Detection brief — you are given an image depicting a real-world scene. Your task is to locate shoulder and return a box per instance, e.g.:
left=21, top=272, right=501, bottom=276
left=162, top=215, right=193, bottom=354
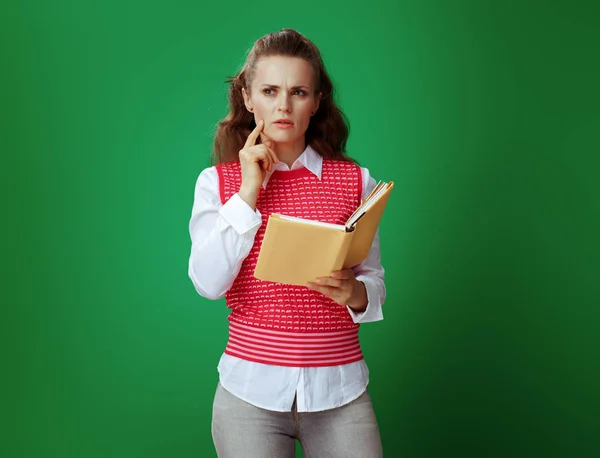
left=322, top=158, right=372, bottom=179
left=322, top=158, right=377, bottom=198
left=214, top=160, right=240, bottom=174
left=193, top=163, right=239, bottom=192
left=322, top=158, right=362, bottom=173
left=192, top=166, right=218, bottom=193
left=356, top=165, right=377, bottom=199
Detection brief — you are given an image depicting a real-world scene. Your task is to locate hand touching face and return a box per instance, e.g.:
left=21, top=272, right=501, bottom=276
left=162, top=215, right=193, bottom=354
left=237, top=120, right=279, bottom=209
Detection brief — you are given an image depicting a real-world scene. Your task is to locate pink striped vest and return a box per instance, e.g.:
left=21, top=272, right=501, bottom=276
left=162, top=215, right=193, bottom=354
left=216, top=158, right=364, bottom=367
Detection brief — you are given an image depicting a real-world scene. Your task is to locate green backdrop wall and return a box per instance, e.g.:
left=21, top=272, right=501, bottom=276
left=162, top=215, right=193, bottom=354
left=3, top=0, right=599, bottom=457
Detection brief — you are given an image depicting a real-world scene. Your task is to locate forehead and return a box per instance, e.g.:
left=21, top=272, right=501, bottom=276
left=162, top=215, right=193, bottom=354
left=252, top=55, right=316, bottom=87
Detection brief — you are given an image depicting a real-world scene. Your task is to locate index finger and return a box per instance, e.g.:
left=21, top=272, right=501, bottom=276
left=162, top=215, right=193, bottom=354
left=244, top=120, right=264, bottom=149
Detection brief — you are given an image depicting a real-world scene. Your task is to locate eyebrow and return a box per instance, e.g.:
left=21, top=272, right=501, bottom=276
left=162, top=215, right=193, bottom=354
left=260, top=84, right=311, bottom=90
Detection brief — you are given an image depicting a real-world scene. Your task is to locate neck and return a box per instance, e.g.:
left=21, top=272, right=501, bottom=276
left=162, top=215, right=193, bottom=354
left=273, top=139, right=306, bottom=168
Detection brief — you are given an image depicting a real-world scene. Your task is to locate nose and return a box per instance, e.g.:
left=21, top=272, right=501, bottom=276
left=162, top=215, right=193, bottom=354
left=277, top=93, right=291, bottom=113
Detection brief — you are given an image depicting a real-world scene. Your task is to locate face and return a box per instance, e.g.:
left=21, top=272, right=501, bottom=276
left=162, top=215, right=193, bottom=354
left=242, top=56, right=321, bottom=149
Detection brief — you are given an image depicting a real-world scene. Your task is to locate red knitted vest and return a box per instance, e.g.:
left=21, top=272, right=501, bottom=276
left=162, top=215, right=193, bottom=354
left=216, top=159, right=364, bottom=367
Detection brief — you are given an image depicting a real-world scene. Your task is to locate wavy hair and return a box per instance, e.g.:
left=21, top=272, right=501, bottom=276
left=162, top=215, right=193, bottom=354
left=212, top=28, right=353, bottom=164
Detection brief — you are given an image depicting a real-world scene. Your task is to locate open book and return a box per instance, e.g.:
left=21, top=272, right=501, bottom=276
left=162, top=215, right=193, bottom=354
left=254, top=181, right=394, bottom=286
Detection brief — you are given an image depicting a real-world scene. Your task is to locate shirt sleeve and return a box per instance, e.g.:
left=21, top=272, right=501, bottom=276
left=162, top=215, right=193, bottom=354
left=346, top=167, right=386, bottom=324
left=187, top=167, right=262, bottom=299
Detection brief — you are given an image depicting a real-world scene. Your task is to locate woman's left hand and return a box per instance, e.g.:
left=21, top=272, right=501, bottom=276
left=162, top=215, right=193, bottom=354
left=307, top=269, right=368, bottom=312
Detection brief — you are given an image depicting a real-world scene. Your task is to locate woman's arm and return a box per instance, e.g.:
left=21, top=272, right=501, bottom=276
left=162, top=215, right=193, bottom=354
left=347, top=167, right=386, bottom=323
left=349, top=227, right=386, bottom=323
left=187, top=167, right=262, bottom=299
left=306, top=167, right=386, bottom=324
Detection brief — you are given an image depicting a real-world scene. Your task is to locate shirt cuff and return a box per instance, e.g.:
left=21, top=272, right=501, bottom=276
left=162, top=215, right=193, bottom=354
left=346, top=276, right=384, bottom=323
left=218, top=193, right=262, bottom=235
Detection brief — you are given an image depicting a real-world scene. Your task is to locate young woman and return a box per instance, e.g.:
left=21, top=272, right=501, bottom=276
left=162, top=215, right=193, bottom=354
left=188, top=28, right=385, bottom=457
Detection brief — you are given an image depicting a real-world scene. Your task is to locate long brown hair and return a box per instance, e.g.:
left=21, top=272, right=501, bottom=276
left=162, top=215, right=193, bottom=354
left=212, top=28, right=353, bottom=164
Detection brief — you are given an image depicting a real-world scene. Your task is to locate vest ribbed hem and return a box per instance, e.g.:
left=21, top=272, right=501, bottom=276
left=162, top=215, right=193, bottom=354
left=224, top=321, right=364, bottom=368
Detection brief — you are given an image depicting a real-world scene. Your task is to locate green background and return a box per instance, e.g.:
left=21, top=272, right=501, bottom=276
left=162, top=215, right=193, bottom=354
left=3, top=0, right=599, bottom=457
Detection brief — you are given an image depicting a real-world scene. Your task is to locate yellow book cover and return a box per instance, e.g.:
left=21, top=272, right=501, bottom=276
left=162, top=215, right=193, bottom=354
left=254, top=181, right=394, bottom=286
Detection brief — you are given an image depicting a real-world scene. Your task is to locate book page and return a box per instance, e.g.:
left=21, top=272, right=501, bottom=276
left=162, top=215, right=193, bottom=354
left=345, top=181, right=392, bottom=230
left=343, top=181, right=394, bottom=267
left=275, top=214, right=346, bottom=231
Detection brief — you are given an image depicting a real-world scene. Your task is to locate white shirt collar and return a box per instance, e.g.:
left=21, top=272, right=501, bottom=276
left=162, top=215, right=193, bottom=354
left=262, top=144, right=322, bottom=189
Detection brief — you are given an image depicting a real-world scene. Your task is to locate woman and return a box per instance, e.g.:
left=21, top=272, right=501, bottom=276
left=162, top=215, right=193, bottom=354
left=188, top=28, right=385, bottom=457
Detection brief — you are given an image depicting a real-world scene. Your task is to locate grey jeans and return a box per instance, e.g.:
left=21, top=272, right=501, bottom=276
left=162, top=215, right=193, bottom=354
left=212, top=383, right=383, bottom=458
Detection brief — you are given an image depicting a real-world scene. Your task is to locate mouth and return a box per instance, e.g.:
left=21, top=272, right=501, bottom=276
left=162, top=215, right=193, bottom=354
left=273, top=119, right=294, bottom=128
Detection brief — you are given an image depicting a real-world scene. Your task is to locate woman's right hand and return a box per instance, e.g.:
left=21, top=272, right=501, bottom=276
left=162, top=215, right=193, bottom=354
left=238, top=120, right=279, bottom=209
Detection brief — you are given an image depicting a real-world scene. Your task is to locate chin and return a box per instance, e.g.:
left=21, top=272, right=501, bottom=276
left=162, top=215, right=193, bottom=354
left=267, top=129, right=300, bottom=142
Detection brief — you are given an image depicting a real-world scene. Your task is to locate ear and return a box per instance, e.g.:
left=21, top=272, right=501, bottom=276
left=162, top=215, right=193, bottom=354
left=313, top=91, right=322, bottom=114
left=242, top=88, right=253, bottom=112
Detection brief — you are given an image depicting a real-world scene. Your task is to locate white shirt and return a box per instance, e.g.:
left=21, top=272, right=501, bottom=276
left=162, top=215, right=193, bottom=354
left=188, top=145, right=385, bottom=412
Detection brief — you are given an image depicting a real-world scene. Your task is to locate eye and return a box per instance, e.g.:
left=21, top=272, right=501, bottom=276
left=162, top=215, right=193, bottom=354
left=292, top=89, right=307, bottom=96
left=262, top=88, right=275, bottom=95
